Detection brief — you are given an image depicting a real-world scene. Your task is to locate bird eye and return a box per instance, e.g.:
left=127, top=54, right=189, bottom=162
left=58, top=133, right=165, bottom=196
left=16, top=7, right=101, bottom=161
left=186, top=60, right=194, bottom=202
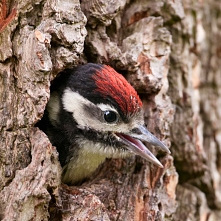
left=103, top=111, right=118, bottom=123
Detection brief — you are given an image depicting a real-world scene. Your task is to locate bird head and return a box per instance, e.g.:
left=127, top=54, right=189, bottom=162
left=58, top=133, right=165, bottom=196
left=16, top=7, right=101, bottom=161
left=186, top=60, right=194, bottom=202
left=48, top=63, right=170, bottom=168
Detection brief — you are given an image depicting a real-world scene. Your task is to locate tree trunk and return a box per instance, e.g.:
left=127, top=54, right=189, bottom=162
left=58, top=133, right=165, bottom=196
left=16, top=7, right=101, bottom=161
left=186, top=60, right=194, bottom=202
left=0, top=0, right=220, bottom=220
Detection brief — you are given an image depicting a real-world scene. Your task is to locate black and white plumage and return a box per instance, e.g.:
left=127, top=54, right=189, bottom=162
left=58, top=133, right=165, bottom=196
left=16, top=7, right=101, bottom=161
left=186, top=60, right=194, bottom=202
left=38, top=63, right=170, bottom=185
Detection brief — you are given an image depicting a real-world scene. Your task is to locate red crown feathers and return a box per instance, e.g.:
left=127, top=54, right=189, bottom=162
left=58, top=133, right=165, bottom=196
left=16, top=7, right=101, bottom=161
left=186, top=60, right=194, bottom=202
left=92, top=65, right=142, bottom=116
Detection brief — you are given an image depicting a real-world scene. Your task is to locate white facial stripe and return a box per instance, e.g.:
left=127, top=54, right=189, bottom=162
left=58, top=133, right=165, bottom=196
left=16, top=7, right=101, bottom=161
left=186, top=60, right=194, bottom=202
left=62, top=88, right=90, bottom=113
left=97, top=103, right=118, bottom=112
left=62, top=88, right=97, bottom=128
left=62, top=88, right=143, bottom=132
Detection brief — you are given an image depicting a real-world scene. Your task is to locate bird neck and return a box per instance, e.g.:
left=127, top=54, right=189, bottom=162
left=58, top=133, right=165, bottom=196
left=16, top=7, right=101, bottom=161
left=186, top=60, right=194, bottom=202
left=61, top=145, right=107, bottom=185
left=61, top=137, right=131, bottom=185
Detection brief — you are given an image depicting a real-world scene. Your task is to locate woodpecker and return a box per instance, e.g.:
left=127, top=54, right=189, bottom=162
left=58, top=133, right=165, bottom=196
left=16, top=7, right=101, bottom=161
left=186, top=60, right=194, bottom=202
left=38, top=63, right=170, bottom=185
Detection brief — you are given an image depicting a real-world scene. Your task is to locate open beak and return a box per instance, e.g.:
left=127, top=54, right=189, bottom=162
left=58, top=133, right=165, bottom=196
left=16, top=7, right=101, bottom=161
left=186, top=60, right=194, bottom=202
left=116, top=125, right=170, bottom=168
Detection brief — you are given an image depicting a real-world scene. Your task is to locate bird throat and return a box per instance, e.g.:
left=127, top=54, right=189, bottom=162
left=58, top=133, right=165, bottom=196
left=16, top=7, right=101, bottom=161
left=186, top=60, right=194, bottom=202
left=62, top=148, right=106, bottom=185
left=61, top=138, right=130, bottom=185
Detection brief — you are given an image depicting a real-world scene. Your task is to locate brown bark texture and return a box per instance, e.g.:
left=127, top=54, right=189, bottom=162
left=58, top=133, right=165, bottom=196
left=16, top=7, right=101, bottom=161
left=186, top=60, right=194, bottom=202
left=0, top=0, right=220, bottom=220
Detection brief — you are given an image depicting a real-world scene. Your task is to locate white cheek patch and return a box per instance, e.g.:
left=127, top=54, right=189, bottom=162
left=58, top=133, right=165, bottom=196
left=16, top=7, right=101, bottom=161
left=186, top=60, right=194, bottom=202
left=62, top=88, right=144, bottom=133
left=62, top=89, right=85, bottom=114
left=62, top=88, right=97, bottom=129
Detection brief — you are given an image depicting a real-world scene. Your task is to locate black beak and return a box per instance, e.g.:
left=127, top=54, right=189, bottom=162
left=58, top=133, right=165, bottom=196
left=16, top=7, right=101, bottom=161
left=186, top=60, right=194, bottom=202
left=116, top=125, right=170, bottom=168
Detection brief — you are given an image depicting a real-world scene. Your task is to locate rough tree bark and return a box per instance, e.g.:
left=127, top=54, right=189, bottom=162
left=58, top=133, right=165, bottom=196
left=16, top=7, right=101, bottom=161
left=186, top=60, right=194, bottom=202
left=0, top=0, right=220, bottom=220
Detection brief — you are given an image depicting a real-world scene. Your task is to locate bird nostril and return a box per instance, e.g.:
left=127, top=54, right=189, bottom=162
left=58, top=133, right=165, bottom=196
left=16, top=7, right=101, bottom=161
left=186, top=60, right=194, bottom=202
left=130, top=127, right=142, bottom=134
